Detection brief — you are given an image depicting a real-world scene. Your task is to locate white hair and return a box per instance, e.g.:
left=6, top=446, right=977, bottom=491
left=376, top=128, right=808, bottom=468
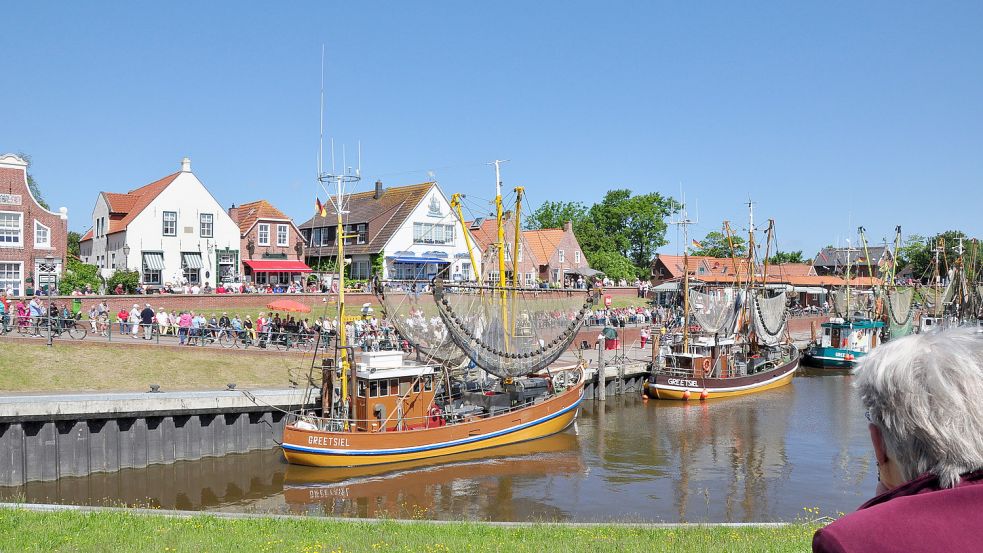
left=854, top=327, right=983, bottom=488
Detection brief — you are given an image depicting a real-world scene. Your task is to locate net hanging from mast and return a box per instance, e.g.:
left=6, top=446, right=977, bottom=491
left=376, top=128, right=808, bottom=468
left=378, top=282, right=469, bottom=366
left=831, top=288, right=868, bottom=319
left=751, top=291, right=788, bottom=346
left=884, top=287, right=914, bottom=339
left=690, top=289, right=740, bottom=336
left=433, top=281, right=595, bottom=379
left=919, top=281, right=954, bottom=317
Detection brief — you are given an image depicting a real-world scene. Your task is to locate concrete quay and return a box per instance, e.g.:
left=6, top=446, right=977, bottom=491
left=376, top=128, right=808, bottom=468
left=0, top=388, right=317, bottom=487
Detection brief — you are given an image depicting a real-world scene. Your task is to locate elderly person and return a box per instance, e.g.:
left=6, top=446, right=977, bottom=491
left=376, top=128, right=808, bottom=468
left=813, top=329, right=983, bottom=552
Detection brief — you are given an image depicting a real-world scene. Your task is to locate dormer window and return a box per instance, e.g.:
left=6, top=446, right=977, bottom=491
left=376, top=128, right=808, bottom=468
left=34, top=220, right=50, bottom=248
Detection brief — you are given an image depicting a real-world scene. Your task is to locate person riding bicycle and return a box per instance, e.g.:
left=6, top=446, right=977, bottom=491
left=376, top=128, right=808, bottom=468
left=230, top=314, right=244, bottom=340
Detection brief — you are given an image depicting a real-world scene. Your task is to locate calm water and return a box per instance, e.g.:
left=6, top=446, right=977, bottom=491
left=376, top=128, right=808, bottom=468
left=0, top=371, right=877, bottom=522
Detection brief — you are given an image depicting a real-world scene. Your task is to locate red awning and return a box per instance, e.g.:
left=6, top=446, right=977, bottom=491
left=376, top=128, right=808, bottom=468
left=243, top=260, right=312, bottom=272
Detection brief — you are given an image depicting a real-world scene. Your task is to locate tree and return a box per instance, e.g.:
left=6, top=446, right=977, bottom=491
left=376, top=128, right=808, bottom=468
left=586, top=189, right=677, bottom=279
left=585, top=250, right=637, bottom=282
left=58, top=259, right=102, bottom=295
left=16, top=153, right=50, bottom=210
left=768, top=251, right=805, bottom=264
left=691, top=231, right=747, bottom=258
left=897, top=231, right=979, bottom=282
left=524, top=201, right=587, bottom=230
left=106, top=269, right=140, bottom=293
left=67, top=231, right=81, bottom=258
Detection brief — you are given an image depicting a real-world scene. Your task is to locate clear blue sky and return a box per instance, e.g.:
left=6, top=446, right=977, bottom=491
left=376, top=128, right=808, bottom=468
left=2, top=2, right=981, bottom=258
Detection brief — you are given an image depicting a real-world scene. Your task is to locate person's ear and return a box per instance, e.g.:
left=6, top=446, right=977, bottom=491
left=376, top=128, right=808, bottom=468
left=870, top=423, right=889, bottom=465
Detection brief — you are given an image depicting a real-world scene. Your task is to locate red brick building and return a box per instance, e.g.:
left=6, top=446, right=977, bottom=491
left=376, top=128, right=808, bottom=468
left=229, top=200, right=310, bottom=286
left=469, top=216, right=589, bottom=286
left=0, top=154, right=69, bottom=296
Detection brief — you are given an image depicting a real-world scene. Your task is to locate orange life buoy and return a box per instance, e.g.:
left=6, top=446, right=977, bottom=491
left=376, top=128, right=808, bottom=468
left=702, top=357, right=712, bottom=376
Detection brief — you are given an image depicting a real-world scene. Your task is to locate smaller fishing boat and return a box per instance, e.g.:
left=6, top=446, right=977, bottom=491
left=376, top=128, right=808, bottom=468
left=801, top=317, right=884, bottom=368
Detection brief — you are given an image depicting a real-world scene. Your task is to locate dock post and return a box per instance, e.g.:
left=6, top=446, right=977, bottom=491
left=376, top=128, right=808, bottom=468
left=617, top=363, right=625, bottom=396
left=597, top=336, right=606, bottom=401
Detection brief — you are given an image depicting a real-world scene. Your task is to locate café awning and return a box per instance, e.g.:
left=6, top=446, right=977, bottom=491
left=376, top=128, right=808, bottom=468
left=243, top=259, right=312, bottom=272
left=143, top=252, right=165, bottom=271
left=182, top=252, right=203, bottom=270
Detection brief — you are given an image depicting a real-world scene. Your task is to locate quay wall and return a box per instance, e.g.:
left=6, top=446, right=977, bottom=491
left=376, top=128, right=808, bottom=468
left=0, top=389, right=315, bottom=487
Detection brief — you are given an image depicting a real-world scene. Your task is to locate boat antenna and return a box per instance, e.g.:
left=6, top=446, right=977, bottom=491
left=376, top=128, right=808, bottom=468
left=669, top=193, right=698, bottom=352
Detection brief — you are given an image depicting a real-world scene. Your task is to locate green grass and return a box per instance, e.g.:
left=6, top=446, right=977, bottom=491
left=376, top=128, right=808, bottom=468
left=0, top=508, right=822, bottom=552
left=0, top=340, right=313, bottom=393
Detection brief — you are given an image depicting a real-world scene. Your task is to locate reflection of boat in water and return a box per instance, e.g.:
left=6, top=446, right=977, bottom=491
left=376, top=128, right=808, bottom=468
left=282, top=162, right=591, bottom=468
left=283, top=432, right=584, bottom=518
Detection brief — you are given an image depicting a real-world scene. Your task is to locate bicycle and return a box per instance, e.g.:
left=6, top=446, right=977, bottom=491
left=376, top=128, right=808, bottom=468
left=52, top=315, right=88, bottom=340
left=220, top=330, right=254, bottom=349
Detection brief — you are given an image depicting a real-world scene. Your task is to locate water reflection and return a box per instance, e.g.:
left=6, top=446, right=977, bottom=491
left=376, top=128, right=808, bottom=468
left=0, top=376, right=878, bottom=522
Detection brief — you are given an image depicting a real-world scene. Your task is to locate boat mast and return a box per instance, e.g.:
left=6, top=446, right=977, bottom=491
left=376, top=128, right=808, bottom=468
left=744, top=200, right=756, bottom=348
left=450, top=193, right=481, bottom=284
left=670, top=196, right=697, bottom=352
left=492, top=160, right=511, bottom=354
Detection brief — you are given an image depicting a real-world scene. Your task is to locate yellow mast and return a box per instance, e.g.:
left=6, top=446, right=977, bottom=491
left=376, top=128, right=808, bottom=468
left=450, top=193, right=481, bottom=284
left=512, top=187, right=524, bottom=288
left=723, top=221, right=742, bottom=288
left=493, top=160, right=510, bottom=353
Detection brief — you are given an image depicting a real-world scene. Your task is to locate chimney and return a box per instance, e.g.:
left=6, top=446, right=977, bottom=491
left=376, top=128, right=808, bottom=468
left=563, top=220, right=573, bottom=233
left=228, top=204, right=239, bottom=223
left=374, top=180, right=383, bottom=199
left=181, top=157, right=191, bottom=172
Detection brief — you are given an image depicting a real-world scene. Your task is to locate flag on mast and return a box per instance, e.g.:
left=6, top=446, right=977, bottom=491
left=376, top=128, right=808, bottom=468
left=691, top=239, right=703, bottom=250
left=315, top=198, right=327, bottom=217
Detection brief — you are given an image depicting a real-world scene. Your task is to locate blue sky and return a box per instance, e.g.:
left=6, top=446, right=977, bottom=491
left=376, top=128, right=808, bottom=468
left=2, top=1, right=981, bottom=258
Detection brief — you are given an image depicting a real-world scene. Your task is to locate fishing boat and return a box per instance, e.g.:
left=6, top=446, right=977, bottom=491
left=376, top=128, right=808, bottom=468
left=644, top=204, right=799, bottom=401
left=802, top=228, right=885, bottom=368
left=281, top=161, right=591, bottom=468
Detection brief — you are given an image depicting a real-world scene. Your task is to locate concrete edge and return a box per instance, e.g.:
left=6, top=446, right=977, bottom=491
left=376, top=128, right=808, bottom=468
left=0, top=502, right=807, bottom=528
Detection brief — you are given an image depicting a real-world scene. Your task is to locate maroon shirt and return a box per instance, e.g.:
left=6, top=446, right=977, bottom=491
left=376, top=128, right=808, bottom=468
left=813, top=470, right=983, bottom=552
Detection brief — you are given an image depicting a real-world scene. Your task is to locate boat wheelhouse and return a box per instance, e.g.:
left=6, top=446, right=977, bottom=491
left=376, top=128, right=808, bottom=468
left=802, top=318, right=885, bottom=369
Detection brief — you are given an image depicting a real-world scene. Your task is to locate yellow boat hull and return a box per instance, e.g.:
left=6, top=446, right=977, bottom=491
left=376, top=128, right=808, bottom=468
left=644, top=355, right=798, bottom=401
left=282, top=383, right=583, bottom=468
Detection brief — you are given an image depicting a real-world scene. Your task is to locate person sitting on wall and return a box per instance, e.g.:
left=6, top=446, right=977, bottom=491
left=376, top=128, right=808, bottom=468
left=813, top=328, right=983, bottom=552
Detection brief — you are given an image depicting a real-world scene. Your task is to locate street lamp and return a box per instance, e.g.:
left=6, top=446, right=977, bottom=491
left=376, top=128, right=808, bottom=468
left=123, top=244, right=130, bottom=270
left=40, top=255, right=58, bottom=347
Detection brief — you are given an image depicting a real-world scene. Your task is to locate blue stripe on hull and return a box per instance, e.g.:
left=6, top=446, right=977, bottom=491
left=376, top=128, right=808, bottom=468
left=282, top=390, right=584, bottom=457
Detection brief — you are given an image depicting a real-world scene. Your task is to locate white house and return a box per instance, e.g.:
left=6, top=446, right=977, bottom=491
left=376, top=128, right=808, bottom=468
left=79, top=158, right=241, bottom=288
left=299, top=180, right=482, bottom=281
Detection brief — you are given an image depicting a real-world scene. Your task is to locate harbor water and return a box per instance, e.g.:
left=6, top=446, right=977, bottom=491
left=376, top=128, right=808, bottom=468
left=0, top=370, right=876, bottom=522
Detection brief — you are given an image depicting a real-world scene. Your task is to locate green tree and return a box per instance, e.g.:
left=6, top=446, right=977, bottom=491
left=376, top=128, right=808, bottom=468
left=768, top=250, right=805, bottom=264
left=898, top=231, right=979, bottom=282
left=106, top=269, right=140, bottom=293
left=585, top=189, right=677, bottom=278
left=67, top=231, right=81, bottom=258
left=58, top=259, right=102, bottom=295
left=585, top=250, right=637, bottom=282
left=691, top=231, right=747, bottom=258
left=16, top=153, right=50, bottom=210
left=524, top=201, right=588, bottom=230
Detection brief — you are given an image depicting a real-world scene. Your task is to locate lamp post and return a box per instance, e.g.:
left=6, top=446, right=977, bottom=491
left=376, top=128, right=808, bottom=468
left=122, top=244, right=130, bottom=270
left=40, top=255, right=58, bottom=347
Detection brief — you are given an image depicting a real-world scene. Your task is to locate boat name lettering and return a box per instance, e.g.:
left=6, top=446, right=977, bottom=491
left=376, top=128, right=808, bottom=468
left=308, top=435, right=350, bottom=447
left=309, top=487, right=349, bottom=499
left=666, top=378, right=698, bottom=387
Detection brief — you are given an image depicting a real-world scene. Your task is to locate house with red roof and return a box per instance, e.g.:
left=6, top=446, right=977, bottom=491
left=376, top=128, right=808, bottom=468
left=79, top=158, right=241, bottom=288
left=468, top=216, right=589, bottom=286
left=0, top=154, right=69, bottom=296
left=228, top=200, right=310, bottom=286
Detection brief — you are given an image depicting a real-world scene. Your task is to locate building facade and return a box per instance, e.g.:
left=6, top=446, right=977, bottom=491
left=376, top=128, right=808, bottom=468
left=299, top=181, right=481, bottom=281
left=79, top=158, right=241, bottom=288
left=229, top=200, right=311, bottom=286
left=469, top=218, right=589, bottom=286
left=0, top=154, right=69, bottom=296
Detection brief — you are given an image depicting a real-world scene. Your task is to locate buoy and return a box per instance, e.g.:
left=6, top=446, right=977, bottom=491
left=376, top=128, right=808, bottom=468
left=682, top=389, right=691, bottom=400
left=700, top=389, right=709, bottom=400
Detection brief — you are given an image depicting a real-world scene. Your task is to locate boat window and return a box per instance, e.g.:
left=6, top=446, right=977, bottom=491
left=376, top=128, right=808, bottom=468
left=390, top=379, right=399, bottom=396
left=824, top=328, right=830, bottom=336
left=369, top=381, right=379, bottom=398
left=379, top=379, right=389, bottom=396
left=399, top=380, right=411, bottom=395
left=424, top=376, right=433, bottom=392
left=357, top=380, right=366, bottom=398
left=413, top=380, right=421, bottom=393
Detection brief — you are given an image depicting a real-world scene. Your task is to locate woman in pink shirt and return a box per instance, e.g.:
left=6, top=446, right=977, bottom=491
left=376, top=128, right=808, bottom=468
left=178, top=311, right=193, bottom=345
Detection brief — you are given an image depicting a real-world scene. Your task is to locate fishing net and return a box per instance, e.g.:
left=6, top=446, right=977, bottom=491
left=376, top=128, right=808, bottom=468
left=831, top=288, right=868, bottom=318
left=379, top=282, right=469, bottom=366
left=433, top=281, right=594, bottom=379
left=752, top=291, right=788, bottom=346
left=919, top=282, right=952, bottom=317
left=690, top=289, right=740, bottom=336
left=885, top=287, right=915, bottom=339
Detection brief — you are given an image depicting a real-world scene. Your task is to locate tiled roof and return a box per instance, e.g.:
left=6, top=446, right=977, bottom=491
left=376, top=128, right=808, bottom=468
left=655, top=255, right=754, bottom=279
left=765, top=263, right=816, bottom=278
left=79, top=171, right=181, bottom=242
left=299, top=182, right=435, bottom=255
left=523, top=229, right=564, bottom=265
left=233, top=200, right=291, bottom=235
left=813, top=246, right=890, bottom=268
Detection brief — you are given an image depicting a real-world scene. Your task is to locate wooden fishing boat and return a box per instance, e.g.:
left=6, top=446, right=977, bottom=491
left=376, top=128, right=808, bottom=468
left=801, top=318, right=883, bottom=369
left=282, top=162, right=590, bottom=468
left=644, top=207, right=798, bottom=400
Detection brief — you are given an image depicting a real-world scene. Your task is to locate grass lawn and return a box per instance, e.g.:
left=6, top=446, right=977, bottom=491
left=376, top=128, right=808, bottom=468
left=0, top=507, right=823, bottom=552
left=0, top=340, right=315, bottom=393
